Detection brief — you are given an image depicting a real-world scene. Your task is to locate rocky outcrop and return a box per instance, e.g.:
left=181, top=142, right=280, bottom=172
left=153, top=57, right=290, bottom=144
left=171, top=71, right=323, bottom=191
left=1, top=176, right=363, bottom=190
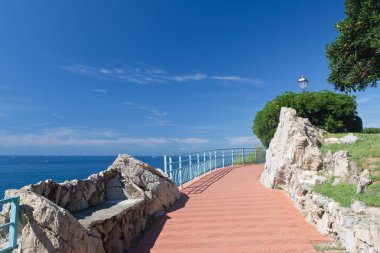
left=261, top=107, right=380, bottom=253
left=109, top=154, right=181, bottom=215
left=19, top=168, right=133, bottom=213
left=11, top=190, right=105, bottom=253
left=2, top=154, right=181, bottom=253
left=323, top=150, right=350, bottom=178
left=260, top=107, right=324, bottom=190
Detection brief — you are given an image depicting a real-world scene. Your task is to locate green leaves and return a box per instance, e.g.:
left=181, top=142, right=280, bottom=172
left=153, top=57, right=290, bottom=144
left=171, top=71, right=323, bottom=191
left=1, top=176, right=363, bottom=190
left=252, top=91, right=360, bottom=147
left=326, top=0, right=380, bottom=92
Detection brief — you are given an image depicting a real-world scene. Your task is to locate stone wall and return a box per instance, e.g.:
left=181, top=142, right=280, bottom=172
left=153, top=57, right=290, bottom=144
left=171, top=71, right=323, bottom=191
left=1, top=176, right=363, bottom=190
left=290, top=183, right=380, bottom=253
left=261, top=107, right=380, bottom=253
left=1, top=154, right=181, bottom=253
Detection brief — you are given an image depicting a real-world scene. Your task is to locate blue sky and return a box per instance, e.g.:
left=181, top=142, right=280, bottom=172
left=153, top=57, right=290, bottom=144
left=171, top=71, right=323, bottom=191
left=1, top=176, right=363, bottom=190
left=0, top=0, right=379, bottom=155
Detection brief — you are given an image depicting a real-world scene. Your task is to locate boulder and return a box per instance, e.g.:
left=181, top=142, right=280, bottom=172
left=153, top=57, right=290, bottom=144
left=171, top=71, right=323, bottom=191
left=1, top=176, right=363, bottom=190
left=109, top=154, right=181, bottom=215
left=340, top=133, right=359, bottom=144
left=324, top=133, right=358, bottom=145
left=324, top=137, right=341, bottom=144
left=332, top=151, right=350, bottom=177
left=357, top=169, right=371, bottom=194
left=1, top=154, right=181, bottom=253
left=260, top=107, right=324, bottom=189
left=323, top=150, right=352, bottom=179
left=6, top=190, right=105, bottom=253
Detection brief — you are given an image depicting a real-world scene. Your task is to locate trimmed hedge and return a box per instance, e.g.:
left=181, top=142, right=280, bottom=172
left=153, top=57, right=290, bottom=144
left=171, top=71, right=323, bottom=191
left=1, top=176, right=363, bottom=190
left=253, top=91, right=361, bottom=147
left=363, top=128, right=380, bottom=134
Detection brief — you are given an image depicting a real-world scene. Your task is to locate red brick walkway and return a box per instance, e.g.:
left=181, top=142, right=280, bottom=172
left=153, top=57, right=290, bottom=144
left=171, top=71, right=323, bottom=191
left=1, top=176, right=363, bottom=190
left=132, top=165, right=330, bottom=253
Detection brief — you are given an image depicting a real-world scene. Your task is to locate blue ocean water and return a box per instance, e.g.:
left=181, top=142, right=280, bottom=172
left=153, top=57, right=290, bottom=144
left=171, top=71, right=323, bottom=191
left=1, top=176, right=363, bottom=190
left=0, top=156, right=164, bottom=198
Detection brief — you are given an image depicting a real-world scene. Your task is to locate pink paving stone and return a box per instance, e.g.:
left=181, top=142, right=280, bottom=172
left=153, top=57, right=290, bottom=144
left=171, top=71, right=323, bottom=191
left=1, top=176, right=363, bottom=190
left=132, top=164, right=331, bottom=253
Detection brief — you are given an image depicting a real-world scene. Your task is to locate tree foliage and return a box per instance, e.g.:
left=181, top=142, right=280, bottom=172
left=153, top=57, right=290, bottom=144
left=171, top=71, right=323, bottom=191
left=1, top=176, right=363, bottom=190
left=326, top=0, right=380, bottom=92
left=253, top=91, right=360, bottom=147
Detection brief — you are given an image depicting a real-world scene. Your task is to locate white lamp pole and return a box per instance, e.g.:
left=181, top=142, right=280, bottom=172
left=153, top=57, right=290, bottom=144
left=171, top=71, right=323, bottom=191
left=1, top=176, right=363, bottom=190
left=298, top=75, right=309, bottom=93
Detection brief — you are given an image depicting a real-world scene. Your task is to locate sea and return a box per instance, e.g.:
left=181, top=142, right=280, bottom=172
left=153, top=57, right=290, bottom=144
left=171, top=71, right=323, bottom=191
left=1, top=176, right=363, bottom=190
left=0, top=155, right=164, bottom=198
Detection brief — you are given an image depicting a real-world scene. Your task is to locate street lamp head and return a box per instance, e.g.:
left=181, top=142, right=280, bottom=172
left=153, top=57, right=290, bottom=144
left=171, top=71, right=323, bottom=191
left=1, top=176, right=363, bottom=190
left=298, top=75, right=309, bottom=93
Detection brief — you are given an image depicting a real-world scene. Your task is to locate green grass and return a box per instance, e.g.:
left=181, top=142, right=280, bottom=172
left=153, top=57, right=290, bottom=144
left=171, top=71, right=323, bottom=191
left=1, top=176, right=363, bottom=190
left=314, top=180, right=380, bottom=207
left=314, top=180, right=356, bottom=207
left=234, top=150, right=266, bottom=165
left=321, top=134, right=380, bottom=164
left=313, top=243, right=346, bottom=252
left=316, top=133, right=380, bottom=207
left=372, top=160, right=380, bottom=181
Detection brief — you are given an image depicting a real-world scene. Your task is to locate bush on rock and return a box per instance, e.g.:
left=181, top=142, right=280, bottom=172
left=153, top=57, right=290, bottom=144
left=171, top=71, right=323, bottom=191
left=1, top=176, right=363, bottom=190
left=253, top=91, right=361, bottom=147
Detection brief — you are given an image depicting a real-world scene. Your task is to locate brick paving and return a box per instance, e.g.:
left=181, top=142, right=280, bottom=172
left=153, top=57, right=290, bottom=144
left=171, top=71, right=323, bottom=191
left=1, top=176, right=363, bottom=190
left=132, top=164, right=330, bottom=253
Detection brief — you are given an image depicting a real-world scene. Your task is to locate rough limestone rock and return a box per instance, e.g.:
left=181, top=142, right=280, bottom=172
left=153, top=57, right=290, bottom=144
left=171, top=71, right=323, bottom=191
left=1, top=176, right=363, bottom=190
left=1, top=154, right=181, bottom=253
left=109, top=154, right=181, bottom=215
left=259, top=108, right=380, bottom=253
left=357, top=169, right=371, bottom=194
left=323, top=150, right=351, bottom=179
left=349, top=161, right=361, bottom=184
left=340, top=133, right=359, bottom=144
left=332, top=151, right=350, bottom=177
left=19, top=169, right=126, bottom=213
left=324, top=133, right=358, bottom=145
left=260, top=107, right=324, bottom=190
left=352, top=201, right=367, bottom=215
left=9, top=190, right=105, bottom=253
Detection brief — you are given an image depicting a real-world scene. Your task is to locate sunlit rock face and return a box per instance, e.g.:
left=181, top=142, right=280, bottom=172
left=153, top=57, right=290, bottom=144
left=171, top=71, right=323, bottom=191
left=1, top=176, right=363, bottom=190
left=2, top=154, right=181, bottom=253
left=260, top=107, right=324, bottom=190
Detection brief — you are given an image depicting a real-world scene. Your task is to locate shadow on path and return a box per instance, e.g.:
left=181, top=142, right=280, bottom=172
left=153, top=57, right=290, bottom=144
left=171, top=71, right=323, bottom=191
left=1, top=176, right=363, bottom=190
left=182, top=167, right=234, bottom=195
left=129, top=167, right=236, bottom=253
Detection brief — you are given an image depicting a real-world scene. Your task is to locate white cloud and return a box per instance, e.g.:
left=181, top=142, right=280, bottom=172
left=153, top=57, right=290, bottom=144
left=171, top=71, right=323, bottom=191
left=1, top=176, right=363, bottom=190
left=0, top=128, right=169, bottom=148
left=169, top=73, right=207, bottom=82
left=171, top=138, right=209, bottom=144
left=123, top=102, right=170, bottom=126
left=144, top=116, right=172, bottom=126
left=92, top=89, right=107, bottom=94
left=210, top=76, right=263, bottom=84
left=225, top=136, right=262, bottom=146
left=63, top=64, right=262, bottom=85
left=0, top=128, right=210, bottom=148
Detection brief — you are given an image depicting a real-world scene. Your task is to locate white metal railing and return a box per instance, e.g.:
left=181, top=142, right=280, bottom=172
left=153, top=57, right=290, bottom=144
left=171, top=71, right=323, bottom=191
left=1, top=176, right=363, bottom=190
left=164, top=148, right=266, bottom=188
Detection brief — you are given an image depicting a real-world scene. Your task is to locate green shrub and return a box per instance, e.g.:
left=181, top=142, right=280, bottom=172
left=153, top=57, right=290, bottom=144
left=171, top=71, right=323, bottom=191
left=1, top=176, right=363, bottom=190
left=363, top=128, right=380, bottom=134
left=253, top=91, right=360, bottom=147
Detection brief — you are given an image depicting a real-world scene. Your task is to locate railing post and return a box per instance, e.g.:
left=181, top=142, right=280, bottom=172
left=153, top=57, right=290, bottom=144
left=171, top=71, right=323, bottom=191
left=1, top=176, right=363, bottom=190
left=242, top=148, right=245, bottom=165
left=209, top=151, right=212, bottom=172
left=197, top=153, right=200, bottom=178
left=189, top=154, right=192, bottom=183
left=222, top=150, right=225, bottom=168
left=232, top=149, right=234, bottom=166
left=9, top=196, right=19, bottom=249
left=179, top=155, right=183, bottom=188
left=169, top=156, right=173, bottom=181
left=164, top=155, right=167, bottom=175
left=214, top=150, right=217, bottom=170
left=203, top=152, right=206, bottom=174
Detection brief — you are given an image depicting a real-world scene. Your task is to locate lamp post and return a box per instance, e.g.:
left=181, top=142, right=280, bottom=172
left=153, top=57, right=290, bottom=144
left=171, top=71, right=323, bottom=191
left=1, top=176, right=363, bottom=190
left=298, top=75, right=309, bottom=93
